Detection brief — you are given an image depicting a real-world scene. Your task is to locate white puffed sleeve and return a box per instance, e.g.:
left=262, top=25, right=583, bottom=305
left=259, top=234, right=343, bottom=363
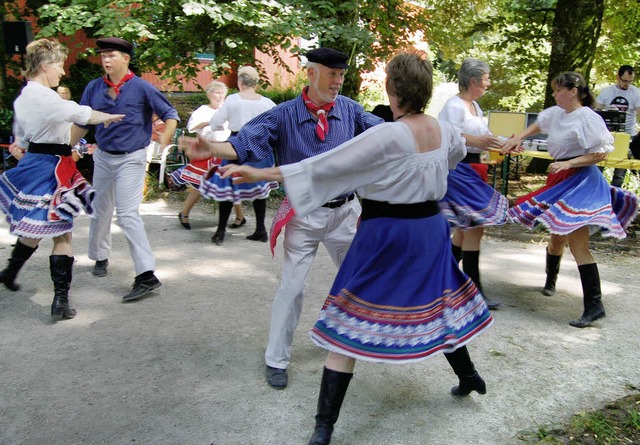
left=281, top=123, right=414, bottom=217
left=535, top=106, right=557, bottom=134
left=575, top=111, right=614, bottom=154
left=50, top=96, right=92, bottom=126
left=439, top=120, right=467, bottom=169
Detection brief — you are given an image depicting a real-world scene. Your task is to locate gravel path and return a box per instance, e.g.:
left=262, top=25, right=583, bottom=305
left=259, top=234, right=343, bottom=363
left=1, top=198, right=638, bottom=445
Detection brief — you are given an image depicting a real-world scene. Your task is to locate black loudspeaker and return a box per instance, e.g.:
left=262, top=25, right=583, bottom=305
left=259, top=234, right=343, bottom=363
left=2, top=21, right=34, bottom=55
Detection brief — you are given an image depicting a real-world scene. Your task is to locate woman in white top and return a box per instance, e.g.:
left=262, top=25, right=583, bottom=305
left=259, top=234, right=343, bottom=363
left=171, top=81, right=245, bottom=230
left=438, top=59, right=508, bottom=310
left=502, top=72, right=638, bottom=328
left=0, top=39, right=123, bottom=319
left=202, top=66, right=278, bottom=245
left=221, top=50, right=493, bottom=445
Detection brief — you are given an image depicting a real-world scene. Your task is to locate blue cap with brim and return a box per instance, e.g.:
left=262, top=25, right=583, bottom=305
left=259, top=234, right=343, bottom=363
left=96, top=37, right=134, bottom=57
left=305, top=48, right=349, bottom=69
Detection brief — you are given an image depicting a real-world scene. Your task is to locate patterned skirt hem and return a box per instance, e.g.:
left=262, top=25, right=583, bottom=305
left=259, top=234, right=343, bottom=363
left=199, top=181, right=278, bottom=203
left=508, top=209, right=628, bottom=239
left=310, top=316, right=494, bottom=365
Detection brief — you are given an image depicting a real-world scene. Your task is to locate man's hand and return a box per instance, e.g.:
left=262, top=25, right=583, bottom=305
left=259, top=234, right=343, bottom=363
left=219, top=164, right=263, bottom=184
left=220, top=164, right=283, bottom=183
left=103, top=114, right=125, bottom=128
left=178, top=135, right=211, bottom=160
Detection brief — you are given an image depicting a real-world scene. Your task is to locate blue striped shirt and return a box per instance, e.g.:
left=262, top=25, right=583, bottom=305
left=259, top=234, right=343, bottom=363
left=229, top=95, right=383, bottom=166
left=79, top=76, right=180, bottom=153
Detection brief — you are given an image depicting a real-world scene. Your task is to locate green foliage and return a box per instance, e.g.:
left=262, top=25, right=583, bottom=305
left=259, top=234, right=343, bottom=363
left=421, top=0, right=640, bottom=112
left=62, top=58, right=104, bottom=101
left=33, top=0, right=430, bottom=98
left=0, top=108, right=14, bottom=143
left=258, top=70, right=307, bottom=104
left=36, top=0, right=301, bottom=87
left=516, top=393, right=640, bottom=444
left=166, top=93, right=208, bottom=123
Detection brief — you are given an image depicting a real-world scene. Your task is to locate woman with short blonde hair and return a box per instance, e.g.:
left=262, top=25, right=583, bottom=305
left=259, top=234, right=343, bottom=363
left=0, top=39, right=124, bottom=319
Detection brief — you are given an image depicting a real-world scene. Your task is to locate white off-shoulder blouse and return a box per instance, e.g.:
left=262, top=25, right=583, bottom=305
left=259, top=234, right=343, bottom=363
left=537, top=106, right=614, bottom=160
left=280, top=121, right=467, bottom=218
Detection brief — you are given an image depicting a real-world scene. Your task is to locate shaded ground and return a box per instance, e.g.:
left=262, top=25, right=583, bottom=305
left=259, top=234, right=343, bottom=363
left=1, top=195, right=639, bottom=445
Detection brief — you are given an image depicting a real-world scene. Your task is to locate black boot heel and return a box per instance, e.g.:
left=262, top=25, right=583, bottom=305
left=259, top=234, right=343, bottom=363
left=451, top=372, right=487, bottom=396
left=211, top=232, right=225, bottom=245
left=247, top=231, right=268, bottom=242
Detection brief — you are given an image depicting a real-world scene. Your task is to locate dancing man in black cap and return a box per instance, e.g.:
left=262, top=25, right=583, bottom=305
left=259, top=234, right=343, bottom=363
left=180, top=47, right=383, bottom=389
left=72, top=37, right=179, bottom=301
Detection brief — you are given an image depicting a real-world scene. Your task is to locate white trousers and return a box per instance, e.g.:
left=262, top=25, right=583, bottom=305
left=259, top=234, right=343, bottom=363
left=264, top=198, right=361, bottom=369
left=88, top=148, right=156, bottom=275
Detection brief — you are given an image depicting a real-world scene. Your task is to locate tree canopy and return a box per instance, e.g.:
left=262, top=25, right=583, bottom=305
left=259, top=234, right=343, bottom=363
left=31, top=0, right=430, bottom=98
left=1, top=0, right=639, bottom=110
left=423, top=0, right=640, bottom=112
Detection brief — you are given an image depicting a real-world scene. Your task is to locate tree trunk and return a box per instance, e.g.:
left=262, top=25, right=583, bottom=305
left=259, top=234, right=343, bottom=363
left=544, top=0, right=604, bottom=108
left=528, top=0, right=604, bottom=174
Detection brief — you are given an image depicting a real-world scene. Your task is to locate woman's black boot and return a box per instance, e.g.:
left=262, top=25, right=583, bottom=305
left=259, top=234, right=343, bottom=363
left=50, top=255, right=76, bottom=319
left=444, top=346, right=487, bottom=396
left=0, top=241, right=38, bottom=291
left=462, top=250, right=500, bottom=309
left=308, top=367, right=353, bottom=445
left=542, top=250, right=562, bottom=296
left=570, top=263, right=605, bottom=328
left=451, top=244, right=462, bottom=265
left=247, top=199, right=268, bottom=242
left=213, top=201, right=233, bottom=245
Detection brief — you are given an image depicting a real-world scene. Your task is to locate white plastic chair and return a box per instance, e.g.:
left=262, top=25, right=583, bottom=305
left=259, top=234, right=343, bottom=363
left=145, top=141, right=185, bottom=188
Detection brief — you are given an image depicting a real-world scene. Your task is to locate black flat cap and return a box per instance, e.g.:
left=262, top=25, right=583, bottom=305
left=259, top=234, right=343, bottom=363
left=305, top=48, right=349, bottom=69
left=96, top=37, right=134, bottom=56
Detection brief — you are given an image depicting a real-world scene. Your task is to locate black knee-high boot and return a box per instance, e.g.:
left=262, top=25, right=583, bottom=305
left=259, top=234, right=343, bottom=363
left=542, top=250, right=562, bottom=296
left=0, top=241, right=38, bottom=291
left=308, top=367, right=353, bottom=445
left=50, top=255, right=76, bottom=319
left=570, top=263, right=605, bottom=328
left=247, top=199, right=268, bottom=242
left=462, top=250, right=500, bottom=309
left=212, top=201, right=233, bottom=245
left=451, top=244, right=462, bottom=265
left=444, top=346, right=486, bottom=396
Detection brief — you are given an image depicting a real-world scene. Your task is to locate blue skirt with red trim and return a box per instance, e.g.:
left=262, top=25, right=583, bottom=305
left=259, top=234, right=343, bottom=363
left=439, top=163, right=508, bottom=229
left=310, top=212, right=493, bottom=364
left=508, top=165, right=638, bottom=238
left=199, top=155, right=278, bottom=203
left=170, top=158, right=219, bottom=189
left=0, top=152, right=94, bottom=238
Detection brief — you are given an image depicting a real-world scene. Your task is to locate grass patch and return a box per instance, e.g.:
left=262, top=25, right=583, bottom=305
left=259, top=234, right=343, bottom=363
left=516, top=391, right=640, bottom=444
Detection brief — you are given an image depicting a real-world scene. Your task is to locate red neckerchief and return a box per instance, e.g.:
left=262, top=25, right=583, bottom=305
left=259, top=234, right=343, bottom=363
left=302, top=87, right=334, bottom=141
left=103, top=70, right=135, bottom=95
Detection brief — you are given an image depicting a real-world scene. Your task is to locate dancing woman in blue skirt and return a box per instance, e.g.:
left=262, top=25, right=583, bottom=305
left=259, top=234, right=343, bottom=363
left=502, top=72, right=638, bottom=328
left=438, top=59, right=508, bottom=309
left=221, top=50, right=493, bottom=445
left=0, top=39, right=123, bottom=319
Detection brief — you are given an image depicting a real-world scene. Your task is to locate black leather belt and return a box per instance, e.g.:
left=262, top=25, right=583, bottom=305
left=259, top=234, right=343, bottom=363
left=28, top=143, right=72, bottom=156
left=462, top=153, right=481, bottom=164
left=103, top=145, right=146, bottom=155
left=361, top=199, right=439, bottom=221
left=322, top=193, right=355, bottom=209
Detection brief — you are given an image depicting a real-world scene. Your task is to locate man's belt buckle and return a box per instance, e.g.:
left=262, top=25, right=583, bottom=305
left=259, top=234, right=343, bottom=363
left=322, top=194, right=354, bottom=209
